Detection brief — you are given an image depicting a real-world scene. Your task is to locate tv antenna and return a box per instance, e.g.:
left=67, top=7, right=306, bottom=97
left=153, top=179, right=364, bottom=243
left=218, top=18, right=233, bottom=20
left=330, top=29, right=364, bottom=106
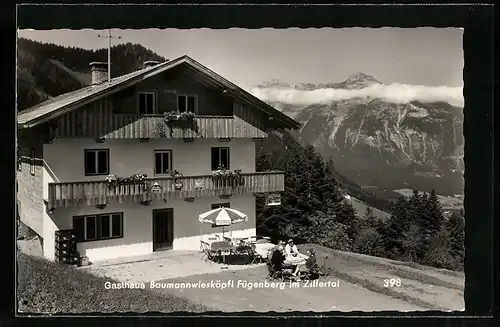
left=97, top=29, right=122, bottom=82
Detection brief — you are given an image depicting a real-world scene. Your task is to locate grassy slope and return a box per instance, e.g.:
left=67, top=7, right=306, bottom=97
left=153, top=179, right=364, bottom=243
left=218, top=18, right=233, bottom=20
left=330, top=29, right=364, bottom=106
left=17, top=253, right=208, bottom=314
left=304, top=244, right=465, bottom=311
left=349, top=196, right=390, bottom=220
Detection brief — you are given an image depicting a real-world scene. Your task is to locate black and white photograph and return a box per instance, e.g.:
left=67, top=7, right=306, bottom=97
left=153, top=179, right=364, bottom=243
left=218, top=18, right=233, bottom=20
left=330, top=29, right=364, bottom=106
left=16, top=24, right=466, bottom=313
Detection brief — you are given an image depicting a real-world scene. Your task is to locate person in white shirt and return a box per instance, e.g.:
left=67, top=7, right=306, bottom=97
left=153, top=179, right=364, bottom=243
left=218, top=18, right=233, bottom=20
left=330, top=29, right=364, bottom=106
left=285, top=239, right=298, bottom=256
left=285, top=239, right=307, bottom=259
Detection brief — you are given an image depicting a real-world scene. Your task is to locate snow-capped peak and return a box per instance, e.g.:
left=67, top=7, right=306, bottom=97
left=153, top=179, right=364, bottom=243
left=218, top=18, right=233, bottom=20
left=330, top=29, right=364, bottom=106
left=339, top=72, right=382, bottom=89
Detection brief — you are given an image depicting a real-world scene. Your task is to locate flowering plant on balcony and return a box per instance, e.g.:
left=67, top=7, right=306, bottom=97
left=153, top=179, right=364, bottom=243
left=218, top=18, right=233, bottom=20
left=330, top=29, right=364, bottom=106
left=211, top=166, right=244, bottom=186
left=156, top=111, right=198, bottom=138
left=106, top=173, right=148, bottom=188
left=167, top=169, right=184, bottom=190
left=179, top=111, right=196, bottom=121
left=163, top=111, right=196, bottom=122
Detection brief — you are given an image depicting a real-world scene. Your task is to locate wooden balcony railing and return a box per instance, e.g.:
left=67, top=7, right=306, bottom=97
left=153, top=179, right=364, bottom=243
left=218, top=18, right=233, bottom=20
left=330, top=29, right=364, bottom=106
left=46, top=171, right=285, bottom=209
left=55, top=114, right=268, bottom=139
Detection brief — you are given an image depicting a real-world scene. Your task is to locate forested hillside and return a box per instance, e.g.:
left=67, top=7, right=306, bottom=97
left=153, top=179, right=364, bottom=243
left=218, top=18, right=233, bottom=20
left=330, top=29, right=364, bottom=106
left=17, top=38, right=165, bottom=110
left=255, top=130, right=465, bottom=271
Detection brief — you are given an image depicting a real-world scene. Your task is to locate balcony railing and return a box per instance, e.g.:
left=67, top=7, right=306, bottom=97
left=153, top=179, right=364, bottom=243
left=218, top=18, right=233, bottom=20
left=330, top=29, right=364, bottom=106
left=46, top=171, right=285, bottom=209
left=55, top=114, right=268, bottom=139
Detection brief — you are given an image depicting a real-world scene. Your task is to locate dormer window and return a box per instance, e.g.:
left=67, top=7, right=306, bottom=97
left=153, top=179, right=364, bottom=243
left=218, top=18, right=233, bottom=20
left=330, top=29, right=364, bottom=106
left=177, top=94, right=197, bottom=113
left=138, top=91, right=156, bottom=115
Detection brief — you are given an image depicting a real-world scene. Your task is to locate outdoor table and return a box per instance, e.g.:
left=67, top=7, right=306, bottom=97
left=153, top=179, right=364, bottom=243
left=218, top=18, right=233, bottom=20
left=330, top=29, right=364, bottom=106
left=254, top=243, right=275, bottom=258
left=234, top=244, right=255, bottom=256
left=284, top=255, right=307, bottom=265
left=225, top=236, right=247, bottom=245
left=210, top=241, right=235, bottom=263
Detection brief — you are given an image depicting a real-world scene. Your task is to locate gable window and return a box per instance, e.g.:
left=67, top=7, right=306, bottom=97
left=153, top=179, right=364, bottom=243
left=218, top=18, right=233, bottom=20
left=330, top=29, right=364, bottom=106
left=29, top=148, right=35, bottom=175
left=177, top=94, right=197, bottom=113
left=85, top=149, right=109, bottom=176
left=211, top=147, right=230, bottom=170
left=154, top=150, right=172, bottom=175
left=138, top=91, right=156, bottom=115
left=74, top=213, right=123, bottom=242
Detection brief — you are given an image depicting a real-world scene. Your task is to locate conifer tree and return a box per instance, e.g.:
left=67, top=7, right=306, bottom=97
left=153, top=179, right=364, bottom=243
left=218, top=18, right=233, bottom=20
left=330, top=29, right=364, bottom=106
left=419, top=189, right=445, bottom=251
left=255, top=147, right=274, bottom=172
left=382, top=195, right=411, bottom=256
left=363, top=206, right=378, bottom=227
left=446, top=208, right=465, bottom=269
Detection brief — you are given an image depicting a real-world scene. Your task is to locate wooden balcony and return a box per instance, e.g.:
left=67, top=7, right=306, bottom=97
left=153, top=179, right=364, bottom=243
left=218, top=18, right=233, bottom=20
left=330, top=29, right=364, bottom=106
left=46, top=171, right=285, bottom=209
left=53, top=99, right=269, bottom=140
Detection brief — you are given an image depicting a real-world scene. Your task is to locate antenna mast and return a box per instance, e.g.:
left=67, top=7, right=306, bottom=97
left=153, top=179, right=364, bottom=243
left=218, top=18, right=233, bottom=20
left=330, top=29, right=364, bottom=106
left=97, top=29, right=121, bottom=82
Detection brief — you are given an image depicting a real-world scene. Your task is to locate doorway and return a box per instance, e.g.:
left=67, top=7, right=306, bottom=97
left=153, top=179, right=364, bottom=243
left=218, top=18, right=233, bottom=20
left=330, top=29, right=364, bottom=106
left=152, top=208, right=174, bottom=251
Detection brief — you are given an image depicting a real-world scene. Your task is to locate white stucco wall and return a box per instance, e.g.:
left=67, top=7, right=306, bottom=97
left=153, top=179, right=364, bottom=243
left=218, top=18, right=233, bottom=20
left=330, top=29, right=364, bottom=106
left=43, top=194, right=256, bottom=263
left=41, top=138, right=257, bottom=262
left=43, top=138, right=256, bottom=182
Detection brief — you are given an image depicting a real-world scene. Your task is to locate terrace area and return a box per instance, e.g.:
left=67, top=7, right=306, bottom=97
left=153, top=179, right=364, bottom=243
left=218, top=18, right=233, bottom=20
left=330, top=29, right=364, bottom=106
left=78, top=243, right=465, bottom=312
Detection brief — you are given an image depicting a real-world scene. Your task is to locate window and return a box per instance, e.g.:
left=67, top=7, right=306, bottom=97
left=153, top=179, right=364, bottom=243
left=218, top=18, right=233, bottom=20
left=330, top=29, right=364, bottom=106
left=73, top=213, right=123, bottom=242
left=211, top=203, right=230, bottom=228
left=138, top=91, right=156, bottom=115
left=30, top=148, right=35, bottom=175
left=85, top=149, right=109, bottom=176
left=177, top=94, right=197, bottom=113
left=211, top=147, right=230, bottom=170
left=154, top=150, right=172, bottom=175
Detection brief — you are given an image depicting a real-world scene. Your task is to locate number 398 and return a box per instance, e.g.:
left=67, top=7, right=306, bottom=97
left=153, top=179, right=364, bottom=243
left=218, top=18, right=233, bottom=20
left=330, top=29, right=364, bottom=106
left=384, top=278, right=402, bottom=287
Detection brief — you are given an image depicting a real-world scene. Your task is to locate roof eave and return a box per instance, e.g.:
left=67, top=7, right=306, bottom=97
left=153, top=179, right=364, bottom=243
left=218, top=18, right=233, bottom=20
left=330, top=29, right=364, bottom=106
left=17, top=57, right=190, bottom=127
left=18, top=55, right=302, bottom=130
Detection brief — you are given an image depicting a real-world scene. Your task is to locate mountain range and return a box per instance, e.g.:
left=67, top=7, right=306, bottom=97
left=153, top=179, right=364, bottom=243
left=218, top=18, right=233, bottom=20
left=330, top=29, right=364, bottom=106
left=253, top=74, right=464, bottom=198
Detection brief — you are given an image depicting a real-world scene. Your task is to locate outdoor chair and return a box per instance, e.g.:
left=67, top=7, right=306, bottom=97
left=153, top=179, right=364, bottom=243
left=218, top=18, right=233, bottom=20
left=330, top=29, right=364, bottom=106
left=280, top=264, right=295, bottom=281
left=250, top=249, right=265, bottom=264
left=265, top=261, right=282, bottom=280
left=301, top=255, right=333, bottom=280
left=316, top=255, right=332, bottom=277
left=301, top=265, right=320, bottom=281
left=200, top=240, right=217, bottom=263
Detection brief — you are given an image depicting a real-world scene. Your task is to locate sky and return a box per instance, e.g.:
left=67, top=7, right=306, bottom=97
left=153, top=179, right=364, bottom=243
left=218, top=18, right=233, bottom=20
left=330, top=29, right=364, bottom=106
left=18, top=28, right=464, bottom=107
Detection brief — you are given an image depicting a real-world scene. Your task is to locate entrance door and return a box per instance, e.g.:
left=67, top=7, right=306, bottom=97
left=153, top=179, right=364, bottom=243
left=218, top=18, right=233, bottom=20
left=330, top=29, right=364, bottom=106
left=152, top=208, right=174, bottom=251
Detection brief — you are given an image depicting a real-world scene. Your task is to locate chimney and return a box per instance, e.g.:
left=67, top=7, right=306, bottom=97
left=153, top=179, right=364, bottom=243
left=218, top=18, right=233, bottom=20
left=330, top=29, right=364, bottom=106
left=143, top=60, right=160, bottom=68
left=89, top=62, right=108, bottom=85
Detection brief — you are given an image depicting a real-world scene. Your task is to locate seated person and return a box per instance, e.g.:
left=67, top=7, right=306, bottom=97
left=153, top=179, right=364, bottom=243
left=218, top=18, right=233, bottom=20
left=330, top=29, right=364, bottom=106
left=267, top=240, right=285, bottom=261
left=305, top=248, right=317, bottom=270
left=293, top=248, right=317, bottom=278
left=270, top=245, right=286, bottom=271
left=285, top=239, right=308, bottom=260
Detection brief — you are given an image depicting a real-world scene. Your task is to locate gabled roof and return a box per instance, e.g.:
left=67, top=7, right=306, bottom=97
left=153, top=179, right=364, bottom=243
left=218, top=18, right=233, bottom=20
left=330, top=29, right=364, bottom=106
left=18, top=55, right=301, bottom=130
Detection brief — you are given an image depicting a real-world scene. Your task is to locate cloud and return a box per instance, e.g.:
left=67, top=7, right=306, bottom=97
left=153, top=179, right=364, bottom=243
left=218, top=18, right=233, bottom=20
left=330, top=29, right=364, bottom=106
left=249, top=83, right=464, bottom=107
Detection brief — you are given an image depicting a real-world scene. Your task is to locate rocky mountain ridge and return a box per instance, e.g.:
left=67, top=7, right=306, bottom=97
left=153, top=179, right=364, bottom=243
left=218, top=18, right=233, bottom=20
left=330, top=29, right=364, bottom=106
left=255, top=74, right=464, bottom=197
left=257, top=72, right=382, bottom=90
